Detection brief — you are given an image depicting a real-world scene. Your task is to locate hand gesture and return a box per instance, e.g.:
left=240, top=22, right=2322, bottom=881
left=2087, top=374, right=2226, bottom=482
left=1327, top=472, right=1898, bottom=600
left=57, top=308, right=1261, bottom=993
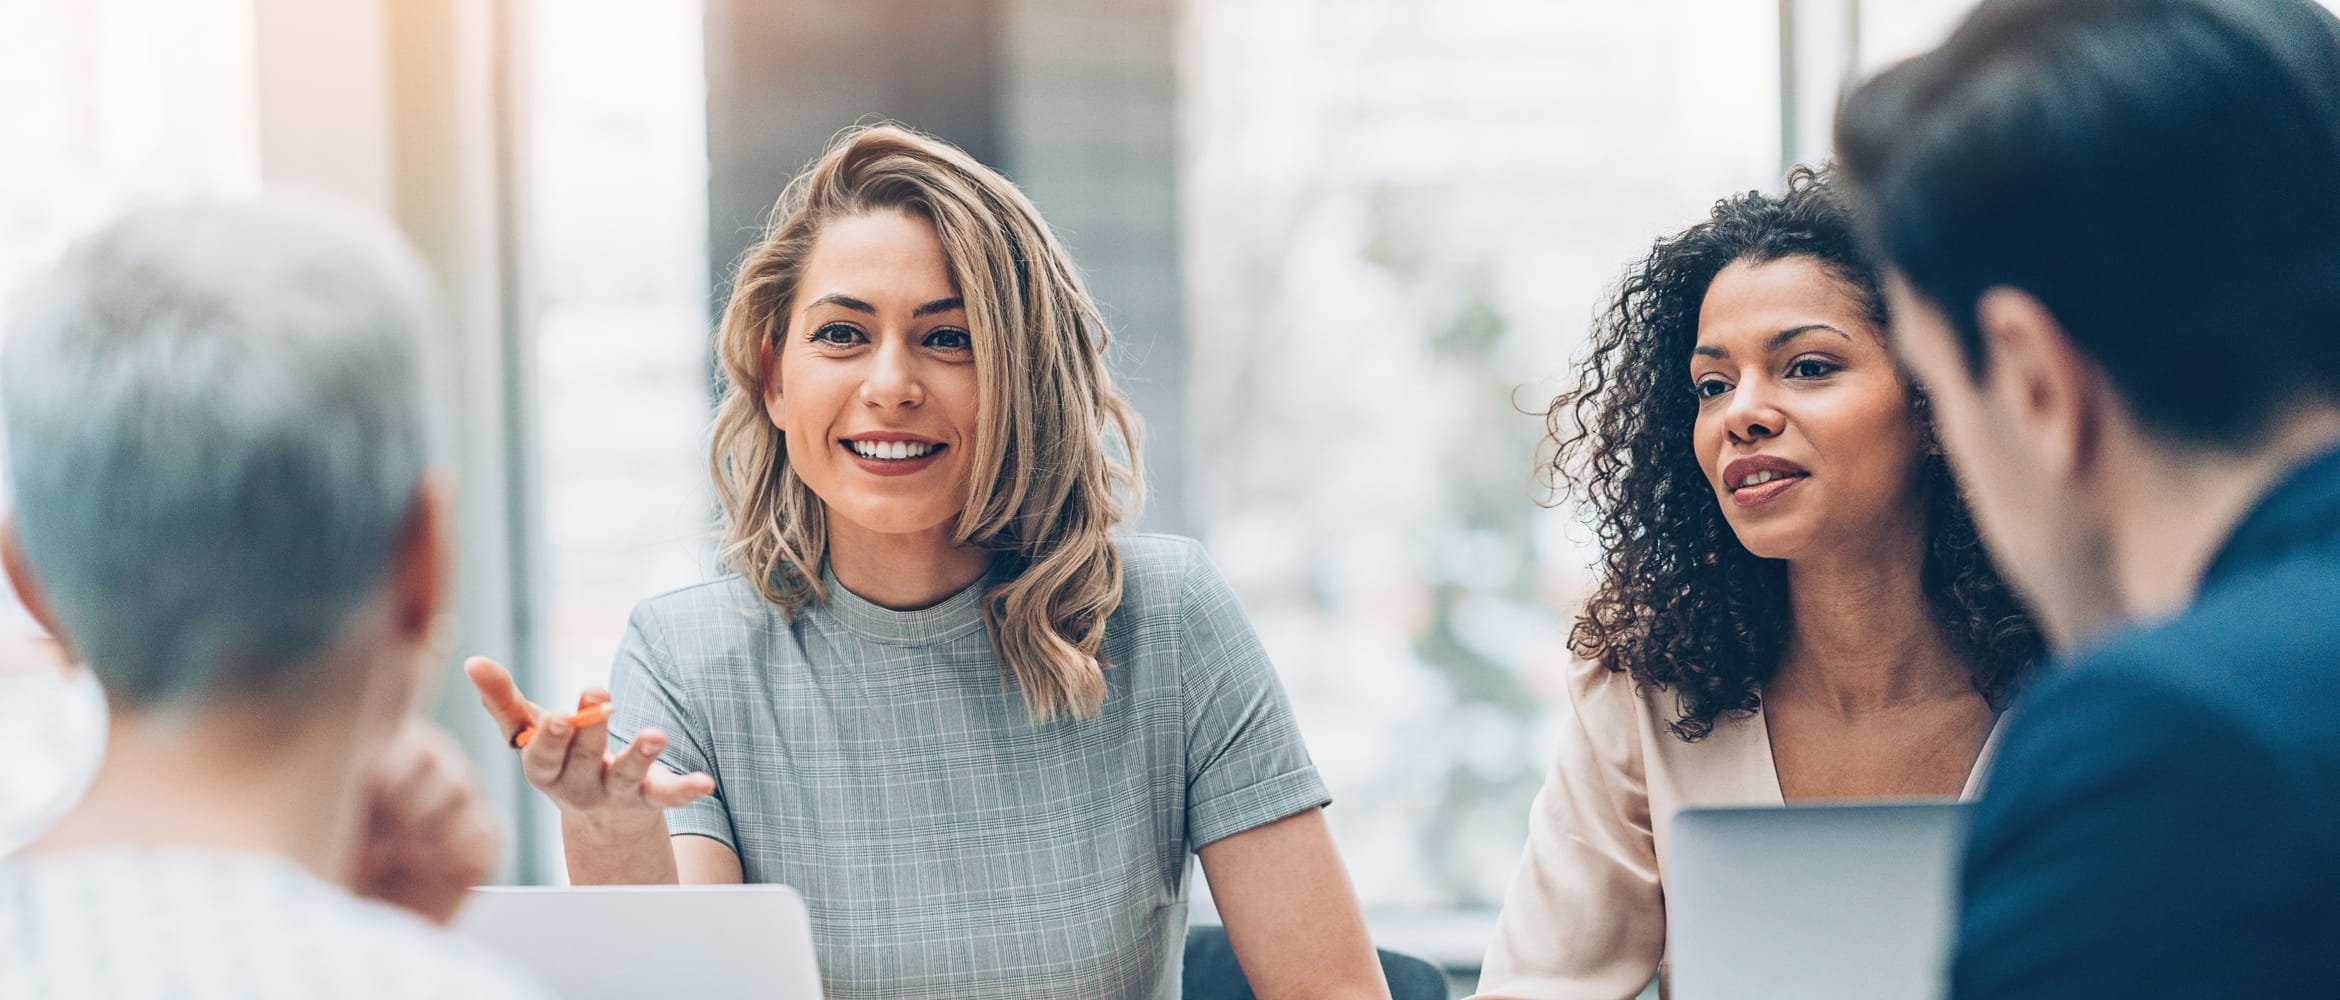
left=462, top=656, right=714, bottom=837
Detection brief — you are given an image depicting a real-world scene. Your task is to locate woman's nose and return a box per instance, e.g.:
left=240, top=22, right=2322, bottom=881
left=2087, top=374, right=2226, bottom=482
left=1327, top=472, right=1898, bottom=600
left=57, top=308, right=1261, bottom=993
left=1724, top=380, right=1783, bottom=441
left=859, top=339, right=925, bottom=409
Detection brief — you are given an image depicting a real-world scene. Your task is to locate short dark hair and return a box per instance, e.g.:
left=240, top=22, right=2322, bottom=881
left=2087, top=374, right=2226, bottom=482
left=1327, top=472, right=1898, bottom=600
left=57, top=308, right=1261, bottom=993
left=1836, top=0, right=2340, bottom=446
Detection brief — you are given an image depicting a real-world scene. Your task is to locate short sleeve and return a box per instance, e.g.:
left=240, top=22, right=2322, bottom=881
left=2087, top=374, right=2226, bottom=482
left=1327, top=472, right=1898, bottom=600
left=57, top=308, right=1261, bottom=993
left=1176, top=547, right=1332, bottom=849
left=605, top=602, right=737, bottom=851
left=1472, top=661, right=1664, bottom=1000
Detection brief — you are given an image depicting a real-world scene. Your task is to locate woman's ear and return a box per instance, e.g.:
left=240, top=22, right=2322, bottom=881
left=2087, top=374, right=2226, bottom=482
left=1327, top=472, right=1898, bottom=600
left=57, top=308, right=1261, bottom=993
left=760, top=335, right=785, bottom=430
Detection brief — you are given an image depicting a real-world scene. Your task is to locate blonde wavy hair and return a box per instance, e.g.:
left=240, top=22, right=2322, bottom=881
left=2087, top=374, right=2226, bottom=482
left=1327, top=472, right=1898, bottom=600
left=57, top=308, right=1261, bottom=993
left=709, top=124, right=1144, bottom=722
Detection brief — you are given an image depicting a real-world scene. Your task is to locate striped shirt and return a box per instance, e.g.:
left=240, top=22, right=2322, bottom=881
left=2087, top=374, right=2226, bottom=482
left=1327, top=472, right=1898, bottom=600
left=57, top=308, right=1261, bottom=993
left=607, top=533, right=1330, bottom=1000
left=0, top=850, right=554, bottom=999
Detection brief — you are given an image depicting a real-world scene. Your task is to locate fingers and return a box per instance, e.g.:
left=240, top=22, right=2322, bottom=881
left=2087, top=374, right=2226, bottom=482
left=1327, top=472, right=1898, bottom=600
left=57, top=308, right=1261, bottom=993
left=643, top=768, right=717, bottom=809
left=464, top=657, right=541, bottom=740
left=354, top=718, right=503, bottom=925
left=517, top=710, right=575, bottom=790
left=379, top=737, right=468, bottom=832
left=554, top=695, right=613, bottom=797
left=606, top=728, right=663, bottom=798
left=525, top=701, right=615, bottom=807
left=613, top=728, right=714, bottom=808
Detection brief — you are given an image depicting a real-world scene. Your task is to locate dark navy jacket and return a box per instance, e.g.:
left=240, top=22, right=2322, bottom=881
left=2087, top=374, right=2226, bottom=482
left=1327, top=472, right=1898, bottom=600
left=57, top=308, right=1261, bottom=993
left=1952, top=448, right=2340, bottom=998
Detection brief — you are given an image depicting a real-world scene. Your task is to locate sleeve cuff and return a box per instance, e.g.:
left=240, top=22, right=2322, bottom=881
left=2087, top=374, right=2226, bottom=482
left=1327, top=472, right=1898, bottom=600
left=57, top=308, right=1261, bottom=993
left=664, top=797, right=736, bottom=852
left=1189, top=767, right=1333, bottom=849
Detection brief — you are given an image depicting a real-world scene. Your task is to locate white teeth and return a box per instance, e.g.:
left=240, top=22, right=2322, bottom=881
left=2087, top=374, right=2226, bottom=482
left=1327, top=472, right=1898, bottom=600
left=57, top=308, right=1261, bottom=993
left=1736, top=470, right=1795, bottom=489
left=850, top=439, right=936, bottom=460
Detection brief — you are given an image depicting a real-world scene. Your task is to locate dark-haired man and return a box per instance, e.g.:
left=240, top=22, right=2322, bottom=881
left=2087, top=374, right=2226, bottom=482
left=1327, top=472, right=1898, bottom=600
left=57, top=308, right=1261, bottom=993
left=1835, top=0, right=2340, bottom=996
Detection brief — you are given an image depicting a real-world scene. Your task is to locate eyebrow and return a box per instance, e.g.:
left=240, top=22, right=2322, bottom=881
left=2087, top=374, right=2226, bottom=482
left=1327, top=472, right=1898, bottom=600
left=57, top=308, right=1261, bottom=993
left=802, top=293, right=965, bottom=318
left=1691, top=324, right=1854, bottom=359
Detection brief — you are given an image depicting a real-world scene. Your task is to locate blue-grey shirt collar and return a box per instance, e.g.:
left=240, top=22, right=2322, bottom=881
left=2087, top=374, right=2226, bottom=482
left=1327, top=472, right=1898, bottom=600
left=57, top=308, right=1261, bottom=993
left=2201, top=443, right=2340, bottom=593
left=816, top=559, right=1002, bottom=646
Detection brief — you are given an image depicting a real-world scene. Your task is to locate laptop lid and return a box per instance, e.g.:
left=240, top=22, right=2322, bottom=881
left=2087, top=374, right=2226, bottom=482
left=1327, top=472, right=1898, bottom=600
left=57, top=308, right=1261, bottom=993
left=455, top=884, right=823, bottom=999
left=1665, top=802, right=1968, bottom=1000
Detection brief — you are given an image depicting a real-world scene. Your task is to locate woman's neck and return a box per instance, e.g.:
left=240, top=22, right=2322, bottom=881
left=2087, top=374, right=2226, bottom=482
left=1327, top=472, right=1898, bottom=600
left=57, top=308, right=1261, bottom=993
left=826, top=519, right=994, bottom=611
left=1774, top=529, right=1972, bottom=715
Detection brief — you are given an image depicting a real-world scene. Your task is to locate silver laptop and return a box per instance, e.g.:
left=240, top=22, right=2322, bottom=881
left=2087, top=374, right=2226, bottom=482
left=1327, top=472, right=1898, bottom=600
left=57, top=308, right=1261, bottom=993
left=1666, top=802, right=1969, bottom=1000
left=456, top=884, right=824, bottom=999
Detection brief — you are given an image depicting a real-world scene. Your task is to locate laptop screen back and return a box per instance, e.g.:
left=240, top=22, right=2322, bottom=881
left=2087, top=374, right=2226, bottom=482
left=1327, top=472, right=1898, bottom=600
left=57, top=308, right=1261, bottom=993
left=1666, top=802, right=1967, bottom=1000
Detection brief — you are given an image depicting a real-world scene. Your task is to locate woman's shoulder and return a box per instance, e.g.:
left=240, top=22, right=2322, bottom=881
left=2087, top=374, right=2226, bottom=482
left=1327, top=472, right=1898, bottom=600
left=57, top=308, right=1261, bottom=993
left=622, top=575, right=783, bottom=650
left=1112, top=531, right=1209, bottom=577
left=1565, top=658, right=1664, bottom=734
left=1107, top=533, right=1219, bottom=616
left=1563, top=657, right=1734, bottom=753
left=1566, top=658, right=1779, bottom=793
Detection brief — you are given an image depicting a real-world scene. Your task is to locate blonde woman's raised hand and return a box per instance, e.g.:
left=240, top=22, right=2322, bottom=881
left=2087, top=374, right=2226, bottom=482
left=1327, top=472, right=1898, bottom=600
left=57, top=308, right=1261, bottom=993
left=462, top=656, right=715, bottom=837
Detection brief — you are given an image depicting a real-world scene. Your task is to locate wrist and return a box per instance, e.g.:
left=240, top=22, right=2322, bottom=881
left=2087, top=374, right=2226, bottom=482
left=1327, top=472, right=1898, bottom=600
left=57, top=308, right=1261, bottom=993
left=559, top=808, right=666, bottom=846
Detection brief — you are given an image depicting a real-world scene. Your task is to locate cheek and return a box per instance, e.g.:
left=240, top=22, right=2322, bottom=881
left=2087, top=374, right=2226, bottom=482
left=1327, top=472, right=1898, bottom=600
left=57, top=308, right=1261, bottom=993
left=938, top=367, right=983, bottom=445
left=771, top=357, right=838, bottom=435
left=1690, top=411, right=1726, bottom=485
left=1816, top=382, right=1928, bottom=494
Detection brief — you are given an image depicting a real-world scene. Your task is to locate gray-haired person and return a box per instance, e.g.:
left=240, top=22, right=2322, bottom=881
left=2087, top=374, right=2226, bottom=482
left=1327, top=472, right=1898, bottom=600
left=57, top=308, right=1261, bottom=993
left=0, top=201, right=552, bottom=999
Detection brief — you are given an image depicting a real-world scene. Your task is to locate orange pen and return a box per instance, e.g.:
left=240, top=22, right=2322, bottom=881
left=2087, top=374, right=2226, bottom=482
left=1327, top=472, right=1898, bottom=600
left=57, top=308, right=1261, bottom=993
left=509, top=701, right=611, bottom=749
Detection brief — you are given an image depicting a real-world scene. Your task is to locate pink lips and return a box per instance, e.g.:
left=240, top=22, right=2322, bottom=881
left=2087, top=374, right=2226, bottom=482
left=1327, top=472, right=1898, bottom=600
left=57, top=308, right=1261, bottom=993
left=1721, top=455, right=1810, bottom=510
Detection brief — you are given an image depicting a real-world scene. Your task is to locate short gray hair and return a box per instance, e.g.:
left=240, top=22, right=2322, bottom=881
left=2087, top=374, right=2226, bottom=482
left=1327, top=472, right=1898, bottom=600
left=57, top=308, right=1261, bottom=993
left=3, top=200, right=436, bottom=708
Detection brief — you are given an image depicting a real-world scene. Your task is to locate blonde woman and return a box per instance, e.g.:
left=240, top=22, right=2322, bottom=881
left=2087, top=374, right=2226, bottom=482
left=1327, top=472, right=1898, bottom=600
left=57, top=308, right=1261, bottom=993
left=466, top=125, right=1386, bottom=1000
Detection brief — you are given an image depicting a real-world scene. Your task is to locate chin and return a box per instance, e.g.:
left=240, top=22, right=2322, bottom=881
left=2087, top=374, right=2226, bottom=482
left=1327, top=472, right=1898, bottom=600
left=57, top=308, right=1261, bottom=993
left=824, top=495, right=962, bottom=539
left=1724, top=520, right=1811, bottom=562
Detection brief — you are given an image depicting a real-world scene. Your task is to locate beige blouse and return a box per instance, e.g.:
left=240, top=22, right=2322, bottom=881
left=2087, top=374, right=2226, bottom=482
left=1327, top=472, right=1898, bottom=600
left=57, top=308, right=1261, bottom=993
left=1471, top=661, right=2000, bottom=1000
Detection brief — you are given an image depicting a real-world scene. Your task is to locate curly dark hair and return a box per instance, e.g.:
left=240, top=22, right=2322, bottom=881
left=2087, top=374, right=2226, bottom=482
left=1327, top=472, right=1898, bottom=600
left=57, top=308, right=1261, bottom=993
left=1546, top=167, right=2042, bottom=741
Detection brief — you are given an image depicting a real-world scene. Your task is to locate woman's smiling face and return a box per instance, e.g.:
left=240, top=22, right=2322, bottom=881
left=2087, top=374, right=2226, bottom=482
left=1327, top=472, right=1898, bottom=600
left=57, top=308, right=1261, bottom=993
left=766, top=209, right=980, bottom=541
left=1688, top=255, right=1928, bottom=562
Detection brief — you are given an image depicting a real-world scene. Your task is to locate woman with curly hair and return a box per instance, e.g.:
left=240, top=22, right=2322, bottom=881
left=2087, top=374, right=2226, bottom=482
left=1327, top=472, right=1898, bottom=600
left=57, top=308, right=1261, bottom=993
left=462, top=125, right=1387, bottom=999
left=1471, top=169, right=2042, bottom=1000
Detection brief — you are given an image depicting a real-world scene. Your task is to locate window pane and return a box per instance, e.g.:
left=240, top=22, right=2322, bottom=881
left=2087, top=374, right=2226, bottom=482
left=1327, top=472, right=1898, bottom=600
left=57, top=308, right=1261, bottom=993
left=1183, top=0, right=1780, bottom=912
left=1858, top=0, right=1979, bottom=72
left=521, top=0, right=714, bottom=873
left=0, top=0, right=262, bottom=851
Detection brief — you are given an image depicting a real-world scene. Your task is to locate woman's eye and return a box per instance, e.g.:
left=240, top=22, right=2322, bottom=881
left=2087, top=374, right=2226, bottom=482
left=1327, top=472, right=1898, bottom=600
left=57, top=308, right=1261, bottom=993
left=1692, top=378, right=1731, bottom=399
left=809, top=323, right=863, bottom=346
left=1788, top=358, right=1838, bottom=379
left=925, top=328, right=972, bottom=351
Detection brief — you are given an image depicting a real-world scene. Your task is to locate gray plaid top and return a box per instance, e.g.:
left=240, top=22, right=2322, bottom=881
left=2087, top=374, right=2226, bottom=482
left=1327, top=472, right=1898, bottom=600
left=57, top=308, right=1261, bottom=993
left=606, top=534, right=1329, bottom=1000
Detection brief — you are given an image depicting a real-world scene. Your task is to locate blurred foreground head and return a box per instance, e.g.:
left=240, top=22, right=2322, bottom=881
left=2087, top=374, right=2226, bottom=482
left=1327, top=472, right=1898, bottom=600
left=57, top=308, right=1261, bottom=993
left=1836, top=0, right=2340, bottom=640
left=1839, top=0, right=2340, bottom=442
left=1, top=199, right=446, bottom=721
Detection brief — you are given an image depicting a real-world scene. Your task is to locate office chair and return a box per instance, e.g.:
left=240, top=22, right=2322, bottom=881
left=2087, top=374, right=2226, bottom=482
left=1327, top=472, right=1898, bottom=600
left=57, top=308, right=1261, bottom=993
left=1182, top=923, right=1450, bottom=1000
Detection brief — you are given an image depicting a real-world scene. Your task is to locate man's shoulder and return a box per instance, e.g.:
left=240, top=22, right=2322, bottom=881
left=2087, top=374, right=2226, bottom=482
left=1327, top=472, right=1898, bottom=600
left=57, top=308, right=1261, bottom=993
left=316, top=892, right=556, bottom=998
left=1985, top=558, right=2340, bottom=853
left=0, top=852, right=553, bottom=999
left=1954, top=556, right=2340, bottom=997
left=2050, top=552, right=2340, bottom=740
